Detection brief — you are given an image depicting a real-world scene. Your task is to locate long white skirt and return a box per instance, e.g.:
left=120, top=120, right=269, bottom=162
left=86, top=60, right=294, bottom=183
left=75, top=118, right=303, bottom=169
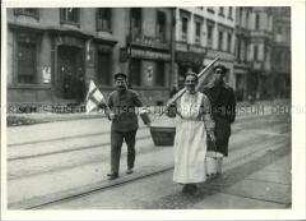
left=173, top=119, right=207, bottom=184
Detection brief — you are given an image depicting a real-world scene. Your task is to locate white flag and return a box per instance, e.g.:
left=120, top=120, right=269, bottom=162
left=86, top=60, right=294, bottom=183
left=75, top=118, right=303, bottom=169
left=85, top=80, right=106, bottom=113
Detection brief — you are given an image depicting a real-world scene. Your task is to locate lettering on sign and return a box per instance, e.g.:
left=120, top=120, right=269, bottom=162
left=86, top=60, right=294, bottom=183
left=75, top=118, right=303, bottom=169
left=131, top=49, right=170, bottom=61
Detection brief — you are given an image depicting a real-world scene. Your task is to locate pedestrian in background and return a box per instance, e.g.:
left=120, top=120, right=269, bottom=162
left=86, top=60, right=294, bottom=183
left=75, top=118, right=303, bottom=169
left=106, top=73, right=151, bottom=180
left=201, top=65, right=236, bottom=177
left=167, top=71, right=215, bottom=195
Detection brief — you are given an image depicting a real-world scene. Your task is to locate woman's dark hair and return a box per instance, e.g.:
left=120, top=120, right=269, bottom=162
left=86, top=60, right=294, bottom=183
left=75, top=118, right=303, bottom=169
left=185, top=72, right=199, bottom=82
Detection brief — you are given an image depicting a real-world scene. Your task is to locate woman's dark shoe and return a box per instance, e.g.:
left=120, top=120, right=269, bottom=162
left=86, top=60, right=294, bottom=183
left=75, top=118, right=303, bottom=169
left=107, top=172, right=119, bottom=180
left=182, top=184, right=198, bottom=195
left=126, top=168, right=134, bottom=174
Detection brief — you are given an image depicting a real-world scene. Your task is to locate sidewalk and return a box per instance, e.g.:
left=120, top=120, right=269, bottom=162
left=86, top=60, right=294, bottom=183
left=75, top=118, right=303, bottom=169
left=7, top=99, right=290, bottom=127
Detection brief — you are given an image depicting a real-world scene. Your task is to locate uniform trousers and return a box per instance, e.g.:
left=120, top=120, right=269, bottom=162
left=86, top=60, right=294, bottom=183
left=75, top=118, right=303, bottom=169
left=110, top=129, right=137, bottom=174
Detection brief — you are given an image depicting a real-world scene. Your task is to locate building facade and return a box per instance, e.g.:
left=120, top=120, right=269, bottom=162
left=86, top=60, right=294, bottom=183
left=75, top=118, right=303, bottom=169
left=6, top=7, right=291, bottom=110
left=7, top=8, right=173, bottom=108
left=271, top=7, right=291, bottom=99
left=174, top=7, right=236, bottom=89
left=234, top=7, right=291, bottom=101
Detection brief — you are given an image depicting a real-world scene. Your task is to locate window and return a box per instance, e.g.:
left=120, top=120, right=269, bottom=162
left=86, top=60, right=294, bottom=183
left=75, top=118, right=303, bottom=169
left=244, top=40, right=248, bottom=61
left=60, top=8, right=80, bottom=25
left=157, top=11, right=166, bottom=41
left=181, top=17, right=188, bottom=42
left=238, top=8, right=243, bottom=26
left=14, top=8, right=39, bottom=19
left=131, top=8, right=142, bottom=38
left=237, top=37, right=241, bottom=60
left=129, top=59, right=141, bottom=86
left=277, top=26, right=282, bottom=34
left=97, top=8, right=112, bottom=32
left=255, top=13, right=260, bottom=30
left=195, top=21, right=201, bottom=44
left=207, top=7, right=215, bottom=13
left=97, top=51, right=112, bottom=86
left=254, top=45, right=258, bottom=60
left=207, top=23, right=213, bottom=48
left=228, top=7, right=233, bottom=19
left=218, top=31, right=223, bottom=51
left=16, top=35, right=37, bottom=84
left=246, top=10, right=250, bottom=27
left=155, top=61, right=165, bottom=86
left=219, top=7, right=224, bottom=16
left=227, top=33, right=232, bottom=52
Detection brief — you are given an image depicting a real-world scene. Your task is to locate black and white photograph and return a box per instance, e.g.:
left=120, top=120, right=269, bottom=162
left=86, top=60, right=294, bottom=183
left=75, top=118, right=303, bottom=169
left=1, top=0, right=305, bottom=220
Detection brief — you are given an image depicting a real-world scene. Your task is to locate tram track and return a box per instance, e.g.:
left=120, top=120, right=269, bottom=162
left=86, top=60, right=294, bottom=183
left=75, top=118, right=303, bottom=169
left=11, top=133, right=289, bottom=210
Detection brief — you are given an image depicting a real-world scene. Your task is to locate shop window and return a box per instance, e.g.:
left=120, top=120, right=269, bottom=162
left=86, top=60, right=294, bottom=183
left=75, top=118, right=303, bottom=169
left=155, top=61, right=165, bottom=87
left=129, top=59, right=141, bottom=86
left=227, top=32, right=232, bottom=52
left=181, top=17, right=188, bottom=42
left=195, top=21, right=201, bottom=44
left=156, top=11, right=166, bottom=41
left=218, top=31, right=223, bottom=51
left=131, top=8, right=142, bottom=38
left=97, top=51, right=112, bottom=86
left=16, top=41, right=37, bottom=84
left=60, top=8, right=80, bottom=26
left=97, top=8, right=112, bottom=32
left=14, top=8, right=39, bottom=19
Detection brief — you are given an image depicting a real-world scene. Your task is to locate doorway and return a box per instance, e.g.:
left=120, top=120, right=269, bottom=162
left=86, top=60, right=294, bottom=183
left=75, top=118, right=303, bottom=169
left=57, top=45, right=85, bottom=101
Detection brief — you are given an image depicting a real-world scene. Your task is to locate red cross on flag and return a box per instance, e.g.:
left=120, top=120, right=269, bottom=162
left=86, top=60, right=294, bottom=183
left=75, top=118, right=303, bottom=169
left=85, top=80, right=106, bottom=113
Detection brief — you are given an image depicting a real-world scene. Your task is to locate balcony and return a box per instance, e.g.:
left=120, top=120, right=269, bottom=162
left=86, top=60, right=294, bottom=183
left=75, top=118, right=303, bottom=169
left=251, top=30, right=273, bottom=40
left=128, top=34, right=170, bottom=51
left=250, top=60, right=264, bottom=70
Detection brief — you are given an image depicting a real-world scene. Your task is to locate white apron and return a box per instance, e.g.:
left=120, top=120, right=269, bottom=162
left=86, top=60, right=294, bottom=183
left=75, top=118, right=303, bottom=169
left=173, top=92, right=208, bottom=184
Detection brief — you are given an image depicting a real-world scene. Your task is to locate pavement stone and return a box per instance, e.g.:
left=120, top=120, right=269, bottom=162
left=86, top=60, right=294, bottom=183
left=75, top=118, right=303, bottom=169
left=6, top=104, right=291, bottom=209
left=192, top=192, right=288, bottom=209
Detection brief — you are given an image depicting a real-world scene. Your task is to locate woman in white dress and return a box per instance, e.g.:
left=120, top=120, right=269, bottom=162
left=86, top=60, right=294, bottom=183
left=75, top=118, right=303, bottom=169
left=167, top=72, right=215, bottom=194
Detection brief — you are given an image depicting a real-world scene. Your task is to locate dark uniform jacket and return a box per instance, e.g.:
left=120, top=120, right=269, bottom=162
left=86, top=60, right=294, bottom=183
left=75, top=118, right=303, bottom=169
left=201, top=83, right=236, bottom=156
left=107, top=89, right=143, bottom=132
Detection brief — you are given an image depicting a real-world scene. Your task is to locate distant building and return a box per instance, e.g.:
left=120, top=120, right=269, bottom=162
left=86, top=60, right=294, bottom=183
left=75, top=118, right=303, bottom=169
left=7, top=8, right=173, bottom=108
left=271, top=7, right=291, bottom=99
left=174, top=7, right=236, bottom=89
left=234, top=7, right=291, bottom=101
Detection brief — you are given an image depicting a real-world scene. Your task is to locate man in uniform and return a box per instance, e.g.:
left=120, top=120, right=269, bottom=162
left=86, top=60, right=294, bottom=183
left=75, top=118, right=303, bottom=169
left=106, top=73, right=151, bottom=180
left=201, top=64, right=236, bottom=175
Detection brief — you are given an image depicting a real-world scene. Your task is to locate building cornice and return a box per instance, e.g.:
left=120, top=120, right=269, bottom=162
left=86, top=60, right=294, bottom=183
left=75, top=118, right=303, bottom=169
left=8, top=22, right=118, bottom=45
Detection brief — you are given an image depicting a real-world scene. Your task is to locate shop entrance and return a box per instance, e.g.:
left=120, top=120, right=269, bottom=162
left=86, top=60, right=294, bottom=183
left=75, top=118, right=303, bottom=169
left=57, top=45, right=85, bottom=102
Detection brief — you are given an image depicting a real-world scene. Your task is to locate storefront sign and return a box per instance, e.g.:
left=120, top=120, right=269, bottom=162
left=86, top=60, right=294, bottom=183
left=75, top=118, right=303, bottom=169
left=131, top=48, right=171, bottom=61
